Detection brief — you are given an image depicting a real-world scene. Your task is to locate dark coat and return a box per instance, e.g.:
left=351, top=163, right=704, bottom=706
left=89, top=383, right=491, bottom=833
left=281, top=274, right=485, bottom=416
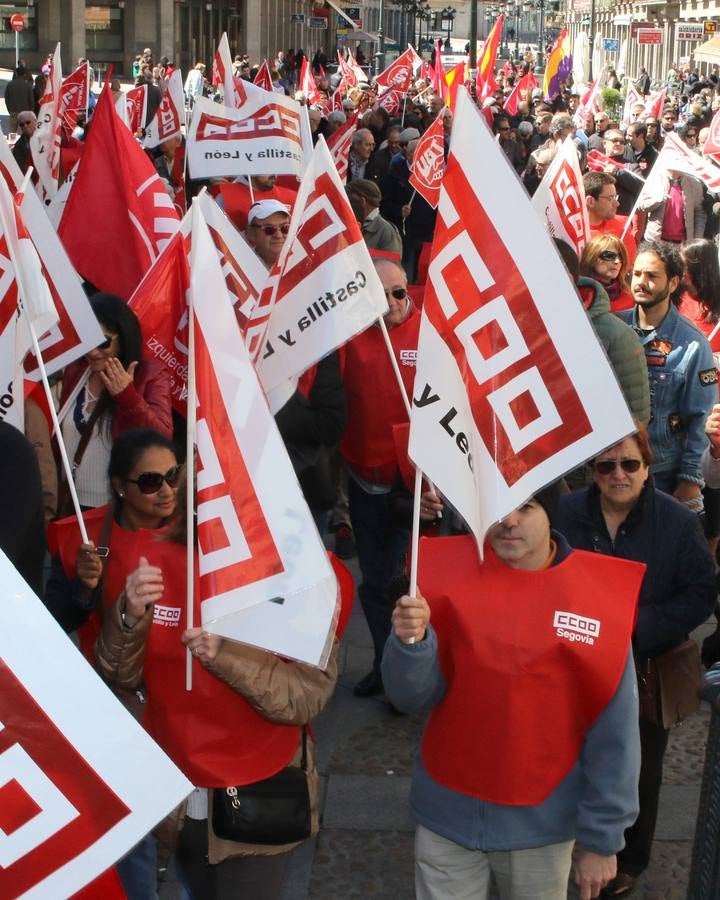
left=556, top=481, right=715, bottom=660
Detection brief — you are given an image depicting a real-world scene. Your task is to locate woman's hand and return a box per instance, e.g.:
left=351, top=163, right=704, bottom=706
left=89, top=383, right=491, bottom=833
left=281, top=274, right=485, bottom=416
left=76, top=542, right=103, bottom=591
left=182, top=627, right=223, bottom=666
left=99, top=358, right=138, bottom=397
left=420, top=489, right=444, bottom=522
left=392, top=593, right=430, bottom=645
left=124, top=556, right=163, bottom=619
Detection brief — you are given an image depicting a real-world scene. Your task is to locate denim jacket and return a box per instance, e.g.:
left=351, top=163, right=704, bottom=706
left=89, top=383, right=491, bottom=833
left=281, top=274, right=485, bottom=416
left=618, top=303, right=716, bottom=486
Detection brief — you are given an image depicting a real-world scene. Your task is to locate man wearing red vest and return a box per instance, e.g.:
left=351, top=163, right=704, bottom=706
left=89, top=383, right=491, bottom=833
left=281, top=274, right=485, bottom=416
left=340, top=257, right=420, bottom=697
left=382, top=487, right=643, bottom=900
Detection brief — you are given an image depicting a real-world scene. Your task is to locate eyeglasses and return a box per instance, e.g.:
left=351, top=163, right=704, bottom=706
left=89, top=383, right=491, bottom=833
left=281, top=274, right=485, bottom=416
left=96, top=333, right=116, bottom=350
left=598, top=250, right=621, bottom=262
left=593, top=458, right=643, bottom=475
left=126, top=465, right=182, bottom=494
left=385, top=287, right=408, bottom=300
left=598, top=193, right=619, bottom=202
left=498, top=126, right=510, bottom=132
left=251, top=223, right=290, bottom=236
left=607, top=136, right=624, bottom=143
left=686, top=132, right=697, bottom=138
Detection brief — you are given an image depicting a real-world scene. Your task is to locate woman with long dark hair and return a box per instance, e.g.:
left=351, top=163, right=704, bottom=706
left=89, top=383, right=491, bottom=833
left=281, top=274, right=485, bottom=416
left=678, top=238, right=720, bottom=350
left=58, top=293, right=173, bottom=510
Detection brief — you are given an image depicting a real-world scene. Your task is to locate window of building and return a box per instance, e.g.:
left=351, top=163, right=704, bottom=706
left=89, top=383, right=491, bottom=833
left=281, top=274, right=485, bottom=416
left=85, top=1, right=124, bottom=53
left=0, top=2, right=38, bottom=52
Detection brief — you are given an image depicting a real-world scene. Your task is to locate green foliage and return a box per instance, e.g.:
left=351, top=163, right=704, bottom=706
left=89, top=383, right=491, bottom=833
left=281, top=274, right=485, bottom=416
left=599, top=86, right=622, bottom=122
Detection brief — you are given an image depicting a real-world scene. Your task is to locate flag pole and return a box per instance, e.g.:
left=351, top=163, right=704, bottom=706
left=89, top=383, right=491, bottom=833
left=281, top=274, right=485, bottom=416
left=408, top=466, right=423, bottom=598
left=185, top=296, right=196, bottom=691
left=401, top=93, right=408, bottom=127
left=28, top=323, right=90, bottom=545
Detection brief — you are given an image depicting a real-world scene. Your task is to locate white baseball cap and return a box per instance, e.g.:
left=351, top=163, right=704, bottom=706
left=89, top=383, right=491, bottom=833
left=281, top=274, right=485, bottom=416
left=247, top=199, right=291, bottom=225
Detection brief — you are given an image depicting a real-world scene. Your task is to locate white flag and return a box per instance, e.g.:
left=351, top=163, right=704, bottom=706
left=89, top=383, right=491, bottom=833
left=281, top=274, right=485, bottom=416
left=408, top=89, right=634, bottom=553
left=250, top=135, right=389, bottom=403
left=0, top=548, right=191, bottom=898
left=143, top=70, right=185, bottom=149
left=531, top=135, right=591, bottom=255
left=30, top=43, right=62, bottom=200
left=190, top=201, right=338, bottom=666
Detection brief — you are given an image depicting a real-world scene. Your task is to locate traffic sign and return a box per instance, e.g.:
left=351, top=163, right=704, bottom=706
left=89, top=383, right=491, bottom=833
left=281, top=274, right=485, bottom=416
left=9, top=14, right=24, bottom=32
left=676, top=23, right=704, bottom=41
left=603, top=38, right=620, bottom=52
left=308, top=16, right=328, bottom=28
left=290, top=13, right=305, bottom=23
left=637, top=28, right=663, bottom=45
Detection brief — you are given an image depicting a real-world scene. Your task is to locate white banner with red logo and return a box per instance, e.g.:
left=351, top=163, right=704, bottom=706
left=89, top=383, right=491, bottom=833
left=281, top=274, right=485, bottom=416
left=186, top=91, right=312, bottom=179
left=337, top=52, right=359, bottom=88
left=326, top=111, right=358, bottom=181
left=249, top=136, right=388, bottom=404
left=213, top=32, right=244, bottom=109
left=408, top=88, right=634, bottom=552
left=30, top=43, right=62, bottom=199
left=143, top=70, right=185, bottom=149
left=129, top=190, right=268, bottom=412
left=531, top=135, right=591, bottom=255
left=190, top=204, right=338, bottom=665
left=408, top=113, right=445, bottom=209
left=0, top=548, right=192, bottom=898
left=622, top=81, right=644, bottom=124
left=375, top=48, right=415, bottom=94
left=703, top=105, right=720, bottom=161
left=655, top=132, right=720, bottom=192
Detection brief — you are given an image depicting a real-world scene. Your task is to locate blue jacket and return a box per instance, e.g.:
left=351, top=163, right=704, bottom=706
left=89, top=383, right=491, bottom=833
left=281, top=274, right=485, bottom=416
left=556, top=480, right=715, bottom=659
left=618, top=303, right=716, bottom=486
left=381, top=533, right=640, bottom=856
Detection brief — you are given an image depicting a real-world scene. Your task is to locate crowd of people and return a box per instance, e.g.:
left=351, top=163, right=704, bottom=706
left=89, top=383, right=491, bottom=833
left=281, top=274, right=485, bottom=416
left=4, top=39, right=720, bottom=900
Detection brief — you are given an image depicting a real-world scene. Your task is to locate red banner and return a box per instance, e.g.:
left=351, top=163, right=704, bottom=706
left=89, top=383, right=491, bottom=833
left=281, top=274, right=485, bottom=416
left=409, top=113, right=445, bottom=208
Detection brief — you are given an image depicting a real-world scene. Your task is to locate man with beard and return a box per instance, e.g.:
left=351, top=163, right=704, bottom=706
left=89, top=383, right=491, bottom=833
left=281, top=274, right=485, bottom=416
left=618, top=241, right=716, bottom=512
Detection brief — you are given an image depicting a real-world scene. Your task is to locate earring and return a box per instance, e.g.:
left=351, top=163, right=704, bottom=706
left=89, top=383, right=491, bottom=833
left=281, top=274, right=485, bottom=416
left=118, top=491, right=125, bottom=497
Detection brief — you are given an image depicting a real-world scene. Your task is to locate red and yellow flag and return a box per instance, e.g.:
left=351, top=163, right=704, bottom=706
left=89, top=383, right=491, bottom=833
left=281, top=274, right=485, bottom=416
left=476, top=15, right=503, bottom=100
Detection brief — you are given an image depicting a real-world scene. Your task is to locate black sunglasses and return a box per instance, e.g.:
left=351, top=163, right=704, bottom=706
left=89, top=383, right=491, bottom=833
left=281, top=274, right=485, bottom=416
left=384, top=287, right=408, bottom=300
left=96, top=334, right=116, bottom=350
left=126, top=465, right=182, bottom=494
left=593, top=458, right=642, bottom=475
left=251, top=223, right=290, bottom=236
left=598, top=250, right=620, bottom=262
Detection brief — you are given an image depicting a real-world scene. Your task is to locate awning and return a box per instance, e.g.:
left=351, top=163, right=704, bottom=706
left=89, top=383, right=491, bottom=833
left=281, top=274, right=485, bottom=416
left=693, top=35, right=720, bottom=64
left=339, top=30, right=399, bottom=47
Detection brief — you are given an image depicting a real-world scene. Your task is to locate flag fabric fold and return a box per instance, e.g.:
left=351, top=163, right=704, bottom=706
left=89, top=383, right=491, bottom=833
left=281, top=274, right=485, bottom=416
left=531, top=135, right=591, bottom=255
left=476, top=16, right=503, bottom=100
left=326, top=111, right=359, bottom=181
left=299, top=57, right=321, bottom=105
left=30, top=43, right=62, bottom=198
left=375, top=48, right=416, bottom=95
left=503, top=72, right=537, bottom=116
left=408, top=113, right=446, bottom=208
left=143, top=69, right=185, bottom=149
left=253, top=60, right=274, bottom=92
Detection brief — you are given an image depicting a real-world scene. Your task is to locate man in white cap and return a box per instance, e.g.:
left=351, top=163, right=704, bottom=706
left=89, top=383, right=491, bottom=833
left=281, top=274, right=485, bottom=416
left=211, top=174, right=296, bottom=232
left=245, top=199, right=291, bottom=268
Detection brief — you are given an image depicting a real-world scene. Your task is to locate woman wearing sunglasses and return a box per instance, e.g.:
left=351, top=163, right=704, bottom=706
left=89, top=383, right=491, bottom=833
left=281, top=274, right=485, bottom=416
left=45, top=428, right=180, bottom=662
left=580, top=234, right=633, bottom=313
left=93, top=469, right=354, bottom=900
left=57, top=293, right=173, bottom=511
left=557, top=424, right=715, bottom=897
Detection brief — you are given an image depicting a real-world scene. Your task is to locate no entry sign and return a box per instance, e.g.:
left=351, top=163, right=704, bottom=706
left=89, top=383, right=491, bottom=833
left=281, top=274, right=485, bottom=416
left=9, top=14, right=24, bottom=32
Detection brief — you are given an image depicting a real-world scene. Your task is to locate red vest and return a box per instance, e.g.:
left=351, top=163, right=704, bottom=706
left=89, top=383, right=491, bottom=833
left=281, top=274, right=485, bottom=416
left=139, top=543, right=354, bottom=787
left=340, top=308, right=420, bottom=484
left=50, top=506, right=169, bottom=661
left=211, top=182, right=297, bottom=231
left=419, top=536, right=644, bottom=805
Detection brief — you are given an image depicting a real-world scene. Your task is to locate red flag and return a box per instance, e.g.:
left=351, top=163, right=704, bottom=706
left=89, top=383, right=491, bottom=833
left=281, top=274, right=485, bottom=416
left=326, top=112, right=359, bottom=181
left=445, top=61, right=467, bottom=112
left=332, top=88, right=344, bottom=111
left=409, top=113, right=446, bottom=208
left=374, top=89, right=403, bottom=116
left=337, top=51, right=359, bottom=88
left=253, top=59, right=274, bottom=92
left=299, top=56, right=321, bottom=105
left=347, top=49, right=366, bottom=83
left=58, top=84, right=180, bottom=299
left=59, top=62, right=89, bottom=134
left=124, top=84, right=148, bottom=135
left=476, top=15, right=503, bottom=100
left=431, top=41, right=448, bottom=101
left=375, top=48, right=416, bottom=94
left=587, top=149, right=628, bottom=172
left=420, top=61, right=430, bottom=81
left=503, top=72, right=537, bottom=116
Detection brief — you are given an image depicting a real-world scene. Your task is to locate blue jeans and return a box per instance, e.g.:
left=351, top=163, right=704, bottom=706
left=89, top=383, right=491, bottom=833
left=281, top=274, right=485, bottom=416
left=348, top=479, right=409, bottom=670
left=117, top=832, right=158, bottom=900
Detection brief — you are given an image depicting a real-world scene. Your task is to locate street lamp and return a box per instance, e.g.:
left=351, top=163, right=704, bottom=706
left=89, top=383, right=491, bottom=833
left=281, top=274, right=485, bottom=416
left=441, top=5, right=456, bottom=48
left=523, top=0, right=547, bottom=75
left=375, top=0, right=386, bottom=76
left=505, top=0, right=524, bottom=62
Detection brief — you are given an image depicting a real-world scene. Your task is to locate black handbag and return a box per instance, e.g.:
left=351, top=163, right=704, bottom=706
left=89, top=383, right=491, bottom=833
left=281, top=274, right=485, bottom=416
left=212, top=729, right=312, bottom=845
